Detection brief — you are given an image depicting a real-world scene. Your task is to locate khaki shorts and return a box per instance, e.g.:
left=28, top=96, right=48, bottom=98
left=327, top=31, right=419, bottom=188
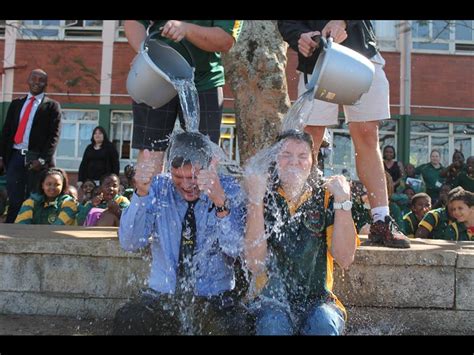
left=298, top=53, right=391, bottom=126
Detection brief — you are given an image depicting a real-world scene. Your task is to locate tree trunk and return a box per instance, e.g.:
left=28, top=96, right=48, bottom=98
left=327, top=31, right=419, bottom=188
left=222, top=20, right=290, bottom=164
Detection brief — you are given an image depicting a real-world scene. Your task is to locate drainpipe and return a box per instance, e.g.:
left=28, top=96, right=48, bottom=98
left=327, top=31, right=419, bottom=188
left=398, top=20, right=412, bottom=165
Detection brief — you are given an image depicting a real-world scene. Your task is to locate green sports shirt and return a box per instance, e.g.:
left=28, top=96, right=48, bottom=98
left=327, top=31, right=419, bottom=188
left=138, top=20, right=243, bottom=92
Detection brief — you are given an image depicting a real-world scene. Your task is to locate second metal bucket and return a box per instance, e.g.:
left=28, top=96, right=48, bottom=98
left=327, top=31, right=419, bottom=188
left=306, top=37, right=375, bottom=105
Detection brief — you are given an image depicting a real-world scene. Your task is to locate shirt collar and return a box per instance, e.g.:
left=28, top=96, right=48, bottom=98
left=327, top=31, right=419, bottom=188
left=27, top=92, right=44, bottom=102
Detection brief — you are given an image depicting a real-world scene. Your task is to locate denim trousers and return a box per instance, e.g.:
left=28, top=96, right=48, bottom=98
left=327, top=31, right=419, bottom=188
left=255, top=300, right=345, bottom=335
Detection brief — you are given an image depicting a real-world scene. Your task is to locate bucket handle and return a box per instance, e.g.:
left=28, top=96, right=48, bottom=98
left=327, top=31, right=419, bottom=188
left=145, top=30, right=196, bottom=69
left=303, top=35, right=332, bottom=87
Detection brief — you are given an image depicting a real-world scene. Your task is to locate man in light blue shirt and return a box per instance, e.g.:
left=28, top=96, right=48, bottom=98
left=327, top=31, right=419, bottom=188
left=113, top=132, right=250, bottom=335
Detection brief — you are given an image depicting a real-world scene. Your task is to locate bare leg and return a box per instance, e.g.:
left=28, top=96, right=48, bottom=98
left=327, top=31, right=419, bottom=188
left=350, top=121, right=410, bottom=248
left=348, top=121, right=387, bottom=208
left=304, top=125, right=326, bottom=156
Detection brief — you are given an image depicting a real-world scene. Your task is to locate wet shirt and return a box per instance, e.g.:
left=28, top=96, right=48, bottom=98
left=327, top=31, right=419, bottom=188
left=118, top=173, right=245, bottom=297
left=138, top=20, right=243, bottom=92
left=15, top=193, right=78, bottom=225
left=418, top=207, right=453, bottom=239
left=261, top=184, right=348, bottom=316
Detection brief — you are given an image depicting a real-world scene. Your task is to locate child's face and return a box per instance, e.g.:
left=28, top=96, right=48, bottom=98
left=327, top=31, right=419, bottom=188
left=450, top=200, right=474, bottom=223
left=82, top=181, right=95, bottom=194
left=466, top=158, right=474, bottom=175
left=412, top=197, right=431, bottom=220
left=101, top=176, right=120, bottom=201
left=42, top=174, right=63, bottom=200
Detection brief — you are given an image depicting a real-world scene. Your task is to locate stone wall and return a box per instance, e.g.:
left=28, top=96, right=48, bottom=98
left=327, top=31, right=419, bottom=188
left=0, top=224, right=473, bottom=334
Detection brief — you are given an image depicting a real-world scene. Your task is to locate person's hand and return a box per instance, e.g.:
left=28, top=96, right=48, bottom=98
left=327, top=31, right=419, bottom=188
left=323, top=175, right=351, bottom=202
left=91, top=192, right=103, bottom=207
left=28, top=159, right=43, bottom=172
left=107, top=199, right=121, bottom=217
left=197, top=159, right=226, bottom=207
left=321, top=20, right=348, bottom=43
left=243, top=173, right=268, bottom=205
left=135, top=149, right=155, bottom=197
left=298, top=31, right=321, bottom=57
left=160, top=20, right=188, bottom=42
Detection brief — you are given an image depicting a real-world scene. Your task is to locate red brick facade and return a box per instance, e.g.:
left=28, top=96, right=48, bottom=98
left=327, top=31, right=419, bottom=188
left=2, top=39, right=472, bottom=118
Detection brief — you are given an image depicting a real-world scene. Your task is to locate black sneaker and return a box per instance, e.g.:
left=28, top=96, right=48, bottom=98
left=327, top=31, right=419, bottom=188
left=368, top=216, right=411, bottom=249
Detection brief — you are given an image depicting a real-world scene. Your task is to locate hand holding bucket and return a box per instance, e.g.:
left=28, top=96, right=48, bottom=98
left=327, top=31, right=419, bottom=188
left=304, top=36, right=375, bottom=105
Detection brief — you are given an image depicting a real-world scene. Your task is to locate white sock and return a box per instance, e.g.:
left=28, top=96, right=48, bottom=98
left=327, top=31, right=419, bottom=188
left=371, top=206, right=390, bottom=223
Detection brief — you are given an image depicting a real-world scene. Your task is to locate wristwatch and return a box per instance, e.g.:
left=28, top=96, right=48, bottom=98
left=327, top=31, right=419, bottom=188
left=215, top=197, right=230, bottom=213
left=333, top=200, right=353, bottom=211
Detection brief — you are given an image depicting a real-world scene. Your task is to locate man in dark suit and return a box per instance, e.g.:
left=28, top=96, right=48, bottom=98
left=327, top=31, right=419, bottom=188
left=0, top=69, right=62, bottom=223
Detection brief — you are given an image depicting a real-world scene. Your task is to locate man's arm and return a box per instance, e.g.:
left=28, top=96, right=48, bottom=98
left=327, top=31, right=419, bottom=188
left=43, top=101, right=62, bottom=164
left=124, top=20, right=147, bottom=53
left=277, top=20, right=313, bottom=53
left=161, top=20, right=235, bottom=53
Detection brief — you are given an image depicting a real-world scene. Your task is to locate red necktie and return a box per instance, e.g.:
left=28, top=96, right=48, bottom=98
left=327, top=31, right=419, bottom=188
left=14, top=96, right=36, bottom=145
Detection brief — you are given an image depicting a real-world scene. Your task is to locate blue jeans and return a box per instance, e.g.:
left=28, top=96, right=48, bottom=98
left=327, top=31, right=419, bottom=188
left=255, top=301, right=345, bottom=335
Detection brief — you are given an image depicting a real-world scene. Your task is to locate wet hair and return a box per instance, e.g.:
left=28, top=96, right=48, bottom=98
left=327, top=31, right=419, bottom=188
left=39, top=168, right=69, bottom=196
left=268, top=130, right=316, bottom=190
left=90, top=126, right=111, bottom=145
left=168, top=132, right=212, bottom=169
left=383, top=145, right=396, bottom=159
left=276, top=129, right=314, bottom=151
left=447, top=187, right=474, bottom=207
left=410, top=192, right=431, bottom=207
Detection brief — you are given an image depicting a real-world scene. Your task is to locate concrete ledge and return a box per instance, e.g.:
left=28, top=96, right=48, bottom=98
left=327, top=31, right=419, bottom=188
left=1, top=224, right=473, bottom=334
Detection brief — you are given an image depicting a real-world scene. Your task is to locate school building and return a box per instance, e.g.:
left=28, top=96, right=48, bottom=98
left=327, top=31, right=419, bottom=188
left=0, top=20, right=473, bottom=181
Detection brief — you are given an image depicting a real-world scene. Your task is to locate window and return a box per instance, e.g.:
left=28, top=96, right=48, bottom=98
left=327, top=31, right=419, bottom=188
left=18, top=20, right=102, bottom=40
left=110, top=111, right=138, bottom=170
left=324, top=119, right=398, bottom=179
left=64, top=20, right=103, bottom=38
left=373, top=20, right=397, bottom=51
left=412, top=20, right=474, bottom=54
left=410, top=121, right=474, bottom=168
left=56, top=109, right=99, bottom=171
left=20, top=20, right=61, bottom=38
left=116, top=20, right=127, bottom=40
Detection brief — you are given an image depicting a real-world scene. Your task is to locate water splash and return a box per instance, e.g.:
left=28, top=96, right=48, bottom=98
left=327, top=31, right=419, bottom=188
left=281, top=89, right=314, bottom=133
left=170, top=77, right=200, bottom=132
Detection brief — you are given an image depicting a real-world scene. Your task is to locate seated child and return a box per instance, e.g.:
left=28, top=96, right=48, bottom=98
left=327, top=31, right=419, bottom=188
left=15, top=168, right=78, bottom=225
left=444, top=187, right=474, bottom=241
left=77, top=173, right=130, bottom=227
left=402, top=193, right=431, bottom=238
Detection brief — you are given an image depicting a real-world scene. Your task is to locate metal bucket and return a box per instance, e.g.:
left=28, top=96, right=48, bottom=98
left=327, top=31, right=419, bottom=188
left=126, top=33, right=194, bottom=109
left=306, top=37, right=375, bottom=105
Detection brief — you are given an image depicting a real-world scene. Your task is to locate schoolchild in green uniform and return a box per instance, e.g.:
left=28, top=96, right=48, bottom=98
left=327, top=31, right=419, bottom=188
left=15, top=168, right=77, bottom=225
